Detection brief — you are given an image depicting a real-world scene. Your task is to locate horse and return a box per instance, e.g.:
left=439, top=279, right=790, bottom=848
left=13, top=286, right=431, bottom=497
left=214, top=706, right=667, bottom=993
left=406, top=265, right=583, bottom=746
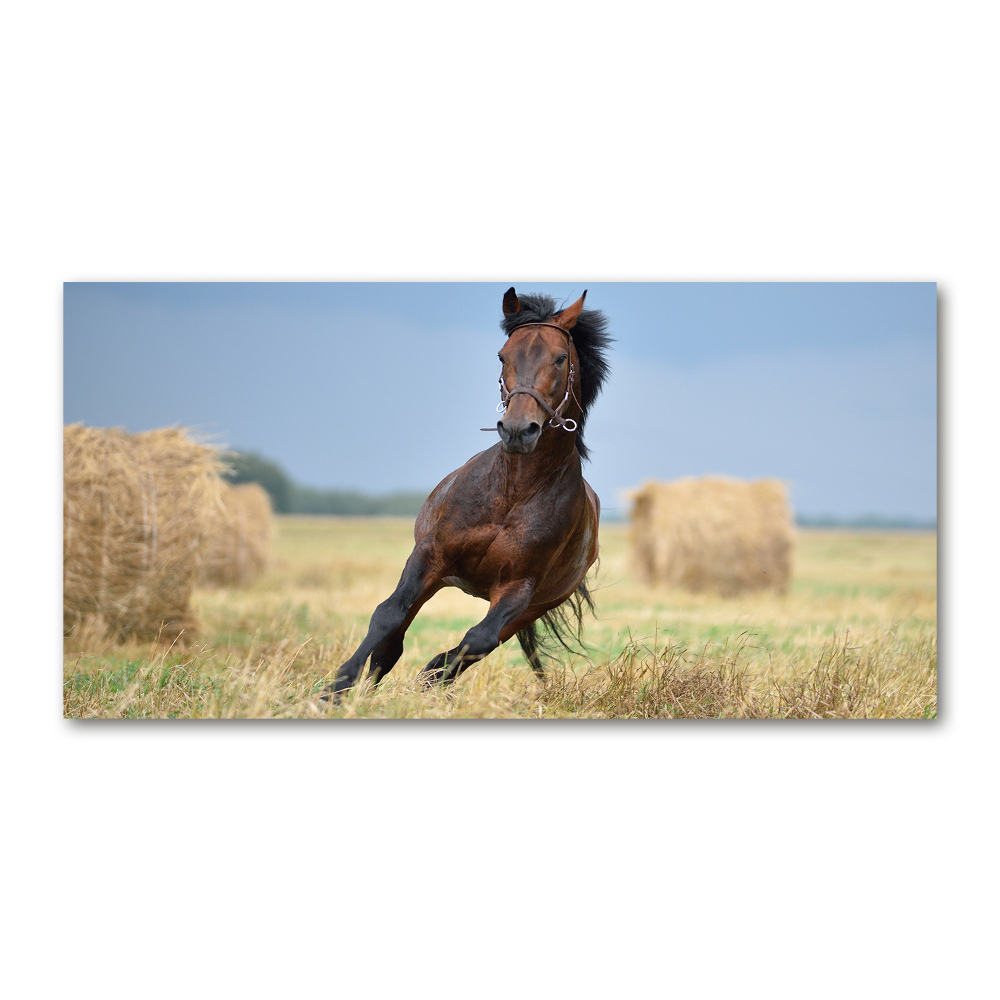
left=324, top=286, right=612, bottom=699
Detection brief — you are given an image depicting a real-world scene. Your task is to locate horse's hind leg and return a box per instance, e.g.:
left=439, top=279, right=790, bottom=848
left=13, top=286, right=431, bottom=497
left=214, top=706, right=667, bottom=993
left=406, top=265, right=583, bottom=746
left=420, top=582, right=534, bottom=687
left=324, top=550, right=440, bottom=699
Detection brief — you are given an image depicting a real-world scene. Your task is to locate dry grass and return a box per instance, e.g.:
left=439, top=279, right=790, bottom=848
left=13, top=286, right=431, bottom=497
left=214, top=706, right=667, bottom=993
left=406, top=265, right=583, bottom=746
left=63, top=425, right=226, bottom=647
left=537, top=627, right=937, bottom=719
left=63, top=517, right=937, bottom=719
left=630, top=477, right=794, bottom=595
left=198, top=482, right=273, bottom=587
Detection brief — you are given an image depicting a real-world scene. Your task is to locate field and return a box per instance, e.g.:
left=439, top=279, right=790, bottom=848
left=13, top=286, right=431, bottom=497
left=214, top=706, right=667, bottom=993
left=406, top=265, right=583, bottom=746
left=63, top=517, right=937, bottom=719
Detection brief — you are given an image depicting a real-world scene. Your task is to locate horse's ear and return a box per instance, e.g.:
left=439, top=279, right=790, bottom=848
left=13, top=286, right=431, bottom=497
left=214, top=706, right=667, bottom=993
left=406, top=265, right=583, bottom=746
left=556, top=290, right=587, bottom=330
left=502, top=287, right=521, bottom=316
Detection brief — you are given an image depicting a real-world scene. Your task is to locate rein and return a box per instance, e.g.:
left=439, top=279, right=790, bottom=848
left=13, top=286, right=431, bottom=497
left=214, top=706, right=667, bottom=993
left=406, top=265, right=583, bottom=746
left=481, top=322, right=582, bottom=434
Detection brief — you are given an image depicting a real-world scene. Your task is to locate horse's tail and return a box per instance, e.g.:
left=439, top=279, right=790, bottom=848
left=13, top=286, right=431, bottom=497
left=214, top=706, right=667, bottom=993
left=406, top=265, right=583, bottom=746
left=516, top=578, right=596, bottom=677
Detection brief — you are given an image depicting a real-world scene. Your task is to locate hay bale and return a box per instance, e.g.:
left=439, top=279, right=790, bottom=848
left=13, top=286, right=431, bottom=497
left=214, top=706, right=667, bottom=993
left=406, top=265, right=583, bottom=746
left=198, top=482, right=273, bottom=587
left=63, top=424, right=226, bottom=646
left=629, top=476, right=794, bottom=595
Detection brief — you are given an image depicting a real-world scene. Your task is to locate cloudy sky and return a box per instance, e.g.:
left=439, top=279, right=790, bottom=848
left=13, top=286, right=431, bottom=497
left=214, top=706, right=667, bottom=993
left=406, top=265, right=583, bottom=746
left=63, top=282, right=936, bottom=520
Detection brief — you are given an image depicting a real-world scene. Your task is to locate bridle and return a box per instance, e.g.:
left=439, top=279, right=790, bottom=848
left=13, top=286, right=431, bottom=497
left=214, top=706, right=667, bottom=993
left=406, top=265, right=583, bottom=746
left=483, top=322, right=583, bottom=434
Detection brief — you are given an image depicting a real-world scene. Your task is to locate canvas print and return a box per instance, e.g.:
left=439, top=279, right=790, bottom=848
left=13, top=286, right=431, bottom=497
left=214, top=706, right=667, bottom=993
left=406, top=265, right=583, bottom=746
left=63, top=282, right=937, bottom=719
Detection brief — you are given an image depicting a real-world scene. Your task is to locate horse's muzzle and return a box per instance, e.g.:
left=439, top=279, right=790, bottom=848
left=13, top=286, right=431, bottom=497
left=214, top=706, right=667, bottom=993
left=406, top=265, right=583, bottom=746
left=497, top=419, right=542, bottom=454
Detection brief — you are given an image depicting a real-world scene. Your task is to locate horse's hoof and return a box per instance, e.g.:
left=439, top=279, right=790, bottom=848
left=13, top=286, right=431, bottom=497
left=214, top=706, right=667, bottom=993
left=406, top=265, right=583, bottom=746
left=318, top=684, right=342, bottom=705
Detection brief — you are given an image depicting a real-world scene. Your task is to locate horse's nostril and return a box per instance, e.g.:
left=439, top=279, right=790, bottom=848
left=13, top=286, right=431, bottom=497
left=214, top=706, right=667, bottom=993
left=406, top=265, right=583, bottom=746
left=524, top=422, right=541, bottom=442
left=497, top=420, right=512, bottom=443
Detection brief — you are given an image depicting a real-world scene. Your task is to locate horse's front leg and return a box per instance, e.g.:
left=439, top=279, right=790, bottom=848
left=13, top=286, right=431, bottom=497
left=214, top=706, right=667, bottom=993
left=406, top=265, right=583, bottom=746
left=420, top=581, right=535, bottom=687
left=323, top=549, right=441, bottom=700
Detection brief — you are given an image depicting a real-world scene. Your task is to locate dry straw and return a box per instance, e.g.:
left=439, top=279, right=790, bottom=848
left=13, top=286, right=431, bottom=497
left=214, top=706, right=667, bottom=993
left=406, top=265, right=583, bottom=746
left=63, top=424, right=226, bottom=647
left=629, top=476, right=794, bottom=596
left=198, top=481, right=273, bottom=587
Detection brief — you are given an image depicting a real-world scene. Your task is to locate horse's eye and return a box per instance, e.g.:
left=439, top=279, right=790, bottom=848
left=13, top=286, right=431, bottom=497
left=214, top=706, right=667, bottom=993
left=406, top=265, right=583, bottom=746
left=555, top=354, right=568, bottom=366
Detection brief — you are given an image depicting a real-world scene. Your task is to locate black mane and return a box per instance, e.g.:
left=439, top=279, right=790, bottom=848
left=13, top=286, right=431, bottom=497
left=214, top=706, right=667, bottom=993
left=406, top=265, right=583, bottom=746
left=500, top=292, right=613, bottom=461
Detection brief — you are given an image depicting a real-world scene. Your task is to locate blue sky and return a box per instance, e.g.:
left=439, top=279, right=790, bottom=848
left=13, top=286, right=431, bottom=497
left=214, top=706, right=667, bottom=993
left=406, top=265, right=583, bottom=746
left=63, top=282, right=937, bottom=520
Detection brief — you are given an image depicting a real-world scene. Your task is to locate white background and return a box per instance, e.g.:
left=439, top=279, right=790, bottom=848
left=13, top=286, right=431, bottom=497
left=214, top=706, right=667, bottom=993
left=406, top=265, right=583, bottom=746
left=3, top=2, right=994, bottom=997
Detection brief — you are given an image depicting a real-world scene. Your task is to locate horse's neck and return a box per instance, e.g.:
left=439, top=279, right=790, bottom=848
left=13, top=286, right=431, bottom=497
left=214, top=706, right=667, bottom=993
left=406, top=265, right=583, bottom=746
left=495, top=436, right=582, bottom=503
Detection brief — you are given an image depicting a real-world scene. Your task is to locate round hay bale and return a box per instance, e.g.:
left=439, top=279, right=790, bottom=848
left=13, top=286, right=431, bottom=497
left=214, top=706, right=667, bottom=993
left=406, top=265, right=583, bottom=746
left=628, top=476, right=794, bottom=595
left=63, top=424, right=226, bottom=646
left=198, top=481, right=273, bottom=587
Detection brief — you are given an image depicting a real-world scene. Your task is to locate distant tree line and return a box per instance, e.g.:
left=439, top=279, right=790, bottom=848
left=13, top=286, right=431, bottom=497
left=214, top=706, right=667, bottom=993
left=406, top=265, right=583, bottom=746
left=796, top=514, right=937, bottom=530
left=223, top=451, right=935, bottom=528
left=224, top=450, right=428, bottom=516
left=224, top=452, right=293, bottom=512
left=288, top=486, right=430, bottom=516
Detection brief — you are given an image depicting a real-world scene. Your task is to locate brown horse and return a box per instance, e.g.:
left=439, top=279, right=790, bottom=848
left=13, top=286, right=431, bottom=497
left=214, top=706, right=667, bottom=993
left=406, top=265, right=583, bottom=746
left=325, top=286, right=612, bottom=698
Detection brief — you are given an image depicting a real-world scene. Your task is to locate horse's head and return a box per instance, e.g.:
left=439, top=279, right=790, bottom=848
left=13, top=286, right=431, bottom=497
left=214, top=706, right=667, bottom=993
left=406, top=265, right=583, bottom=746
left=496, top=288, right=587, bottom=455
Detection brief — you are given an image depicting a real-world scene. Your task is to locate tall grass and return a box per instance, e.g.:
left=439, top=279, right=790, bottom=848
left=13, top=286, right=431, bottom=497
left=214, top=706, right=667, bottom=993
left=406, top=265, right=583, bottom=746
left=64, top=619, right=935, bottom=720
left=63, top=519, right=937, bottom=719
